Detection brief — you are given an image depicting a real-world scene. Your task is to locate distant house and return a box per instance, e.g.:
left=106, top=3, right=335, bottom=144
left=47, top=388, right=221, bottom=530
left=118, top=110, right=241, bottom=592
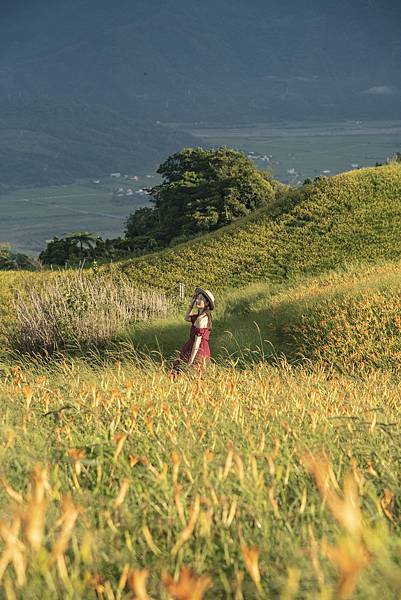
left=92, top=179, right=101, bottom=184
left=126, top=189, right=133, bottom=196
left=110, top=172, right=121, bottom=178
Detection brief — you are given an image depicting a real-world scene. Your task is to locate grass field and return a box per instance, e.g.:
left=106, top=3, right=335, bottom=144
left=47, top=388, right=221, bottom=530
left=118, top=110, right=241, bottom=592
left=1, top=262, right=401, bottom=597
left=0, top=177, right=157, bottom=255
left=125, top=258, right=401, bottom=373
left=0, top=354, right=400, bottom=598
left=1, top=158, right=401, bottom=597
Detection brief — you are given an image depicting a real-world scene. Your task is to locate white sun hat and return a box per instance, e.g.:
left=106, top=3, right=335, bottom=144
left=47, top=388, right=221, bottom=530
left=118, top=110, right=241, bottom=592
left=195, top=287, right=215, bottom=310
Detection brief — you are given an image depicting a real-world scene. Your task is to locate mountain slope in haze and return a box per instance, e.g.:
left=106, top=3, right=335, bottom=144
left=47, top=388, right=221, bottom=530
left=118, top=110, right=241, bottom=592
left=0, top=98, right=197, bottom=187
left=1, top=0, right=400, bottom=122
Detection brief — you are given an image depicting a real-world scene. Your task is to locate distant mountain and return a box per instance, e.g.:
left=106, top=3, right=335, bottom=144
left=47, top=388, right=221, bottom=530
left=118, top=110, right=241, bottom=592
left=1, top=0, right=400, bottom=122
left=0, top=98, right=196, bottom=187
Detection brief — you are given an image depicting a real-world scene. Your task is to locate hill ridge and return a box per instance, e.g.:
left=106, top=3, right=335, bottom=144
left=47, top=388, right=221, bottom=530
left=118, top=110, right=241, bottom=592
left=115, top=163, right=401, bottom=292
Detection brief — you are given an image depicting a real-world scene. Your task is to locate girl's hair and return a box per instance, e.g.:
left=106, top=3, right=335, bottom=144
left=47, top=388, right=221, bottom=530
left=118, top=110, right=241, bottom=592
left=197, top=295, right=213, bottom=330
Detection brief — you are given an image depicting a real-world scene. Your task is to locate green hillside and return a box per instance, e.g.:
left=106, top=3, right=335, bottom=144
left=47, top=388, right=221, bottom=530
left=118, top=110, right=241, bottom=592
left=123, top=258, right=401, bottom=372
left=2, top=162, right=401, bottom=372
left=0, top=99, right=196, bottom=187
left=2, top=158, right=401, bottom=596
left=117, top=163, right=401, bottom=294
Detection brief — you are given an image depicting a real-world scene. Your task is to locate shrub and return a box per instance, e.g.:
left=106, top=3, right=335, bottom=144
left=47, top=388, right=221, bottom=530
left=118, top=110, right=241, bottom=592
left=285, top=289, right=401, bottom=371
left=0, top=244, right=40, bottom=271
left=7, top=271, right=173, bottom=354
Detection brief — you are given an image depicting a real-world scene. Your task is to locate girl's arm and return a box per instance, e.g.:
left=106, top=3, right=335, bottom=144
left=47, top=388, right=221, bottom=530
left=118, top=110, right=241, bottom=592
left=188, top=315, right=207, bottom=365
left=184, top=295, right=196, bottom=322
left=188, top=336, right=202, bottom=365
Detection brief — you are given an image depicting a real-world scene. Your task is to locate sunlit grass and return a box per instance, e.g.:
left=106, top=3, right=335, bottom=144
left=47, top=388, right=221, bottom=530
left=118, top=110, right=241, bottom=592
left=0, top=358, right=400, bottom=598
left=127, top=258, right=401, bottom=373
left=1, top=211, right=401, bottom=596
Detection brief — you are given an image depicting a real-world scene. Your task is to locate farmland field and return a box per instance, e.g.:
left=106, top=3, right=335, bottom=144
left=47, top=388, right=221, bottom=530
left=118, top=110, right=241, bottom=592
left=169, top=119, right=401, bottom=183
left=1, top=183, right=401, bottom=596
left=0, top=353, right=400, bottom=598
left=0, top=176, right=158, bottom=256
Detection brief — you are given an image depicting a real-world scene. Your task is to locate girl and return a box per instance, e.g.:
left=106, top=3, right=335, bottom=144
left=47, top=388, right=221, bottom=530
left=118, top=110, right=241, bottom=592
left=170, top=287, right=215, bottom=378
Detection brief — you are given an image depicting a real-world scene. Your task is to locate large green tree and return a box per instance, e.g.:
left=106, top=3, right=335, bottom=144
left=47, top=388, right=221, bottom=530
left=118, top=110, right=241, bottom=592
left=125, top=147, right=276, bottom=246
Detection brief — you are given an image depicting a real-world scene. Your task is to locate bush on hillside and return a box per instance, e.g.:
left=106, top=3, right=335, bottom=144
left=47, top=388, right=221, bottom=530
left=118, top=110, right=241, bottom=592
left=39, top=234, right=157, bottom=266
left=285, top=290, right=401, bottom=371
left=7, top=271, right=173, bottom=354
left=39, top=233, right=103, bottom=266
left=0, top=244, right=40, bottom=271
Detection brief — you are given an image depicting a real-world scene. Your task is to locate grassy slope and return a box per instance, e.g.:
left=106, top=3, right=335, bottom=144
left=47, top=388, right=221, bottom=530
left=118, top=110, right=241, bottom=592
left=3, top=258, right=401, bottom=372
left=116, top=163, right=401, bottom=294
left=1, top=169, right=401, bottom=597
left=2, top=163, right=401, bottom=371
left=127, top=258, right=401, bottom=371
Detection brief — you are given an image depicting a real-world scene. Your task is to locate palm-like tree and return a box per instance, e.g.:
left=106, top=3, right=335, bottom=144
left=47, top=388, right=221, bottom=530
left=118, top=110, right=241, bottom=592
left=64, top=232, right=102, bottom=252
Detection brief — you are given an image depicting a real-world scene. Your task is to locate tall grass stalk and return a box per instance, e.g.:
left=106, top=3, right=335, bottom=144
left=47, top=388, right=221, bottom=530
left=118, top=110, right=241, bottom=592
left=7, top=271, right=173, bottom=354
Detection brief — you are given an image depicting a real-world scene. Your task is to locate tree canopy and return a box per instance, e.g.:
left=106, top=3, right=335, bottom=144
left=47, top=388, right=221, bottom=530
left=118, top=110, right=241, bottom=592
left=125, top=147, right=276, bottom=246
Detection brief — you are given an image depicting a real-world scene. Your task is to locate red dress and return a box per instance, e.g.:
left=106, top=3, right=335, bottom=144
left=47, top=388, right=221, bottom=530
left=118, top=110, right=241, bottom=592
left=171, top=314, right=211, bottom=373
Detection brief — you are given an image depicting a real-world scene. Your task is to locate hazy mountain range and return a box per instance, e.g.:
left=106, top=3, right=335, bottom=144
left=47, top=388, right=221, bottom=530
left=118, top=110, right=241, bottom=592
left=1, top=0, right=400, bottom=185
